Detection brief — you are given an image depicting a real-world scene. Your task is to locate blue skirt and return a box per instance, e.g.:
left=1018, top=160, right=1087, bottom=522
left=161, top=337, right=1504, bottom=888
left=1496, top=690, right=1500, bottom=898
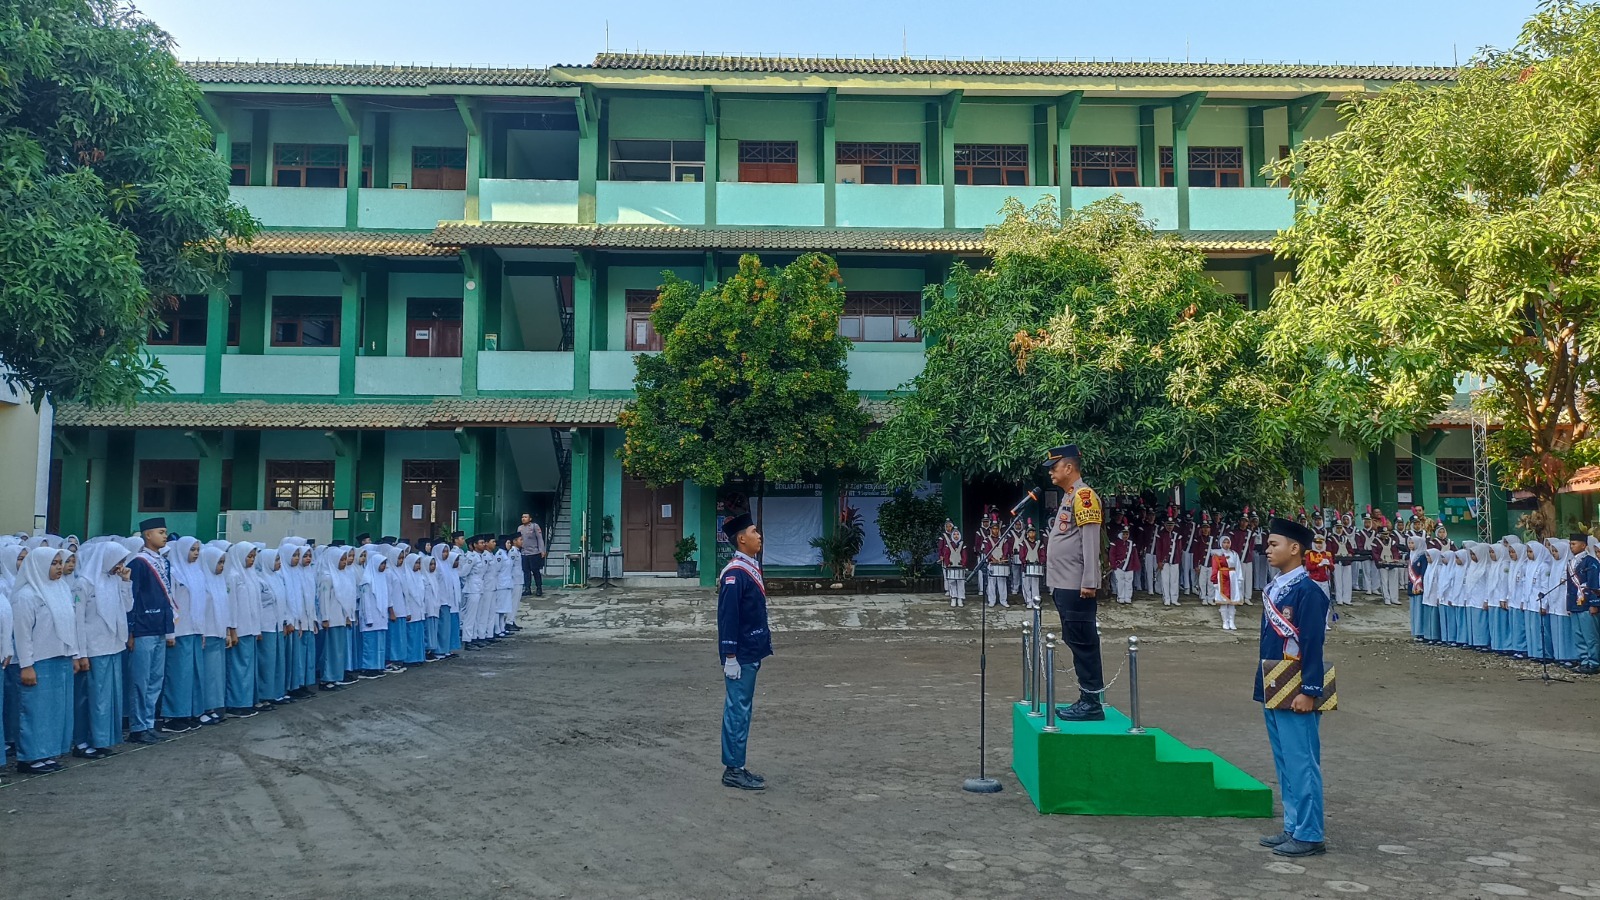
left=425, top=615, right=442, bottom=655
left=201, top=638, right=227, bottom=712
left=1550, top=614, right=1579, bottom=661
left=257, top=630, right=285, bottom=701
left=3, top=662, right=20, bottom=746
left=407, top=620, right=426, bottom=664
left=74, top=652, right=125, bottom=749
left=319, top=625, right=349, bottom=683
left=360, top=627, right=388, bottom=671
left=226, top=637, right=258, bottom=708
left=1421, top=604, right=1440, bottom=641
left=1409, top=596, right=1424, bottom=637
left=1508, top=609, right=1528, bottom=655
left=387, top=618, right=408, bottom=664
left=162, top=634, right=204, bottom=718
left=1524, top=610, right=1550, bottom=661
left=447, top=611, right=462, bottom=652
left=1469, top=607, right=1491, bottom=648
left=300, top=632, right=317, bottom=685
left=19, top=655, right=74, bottom=762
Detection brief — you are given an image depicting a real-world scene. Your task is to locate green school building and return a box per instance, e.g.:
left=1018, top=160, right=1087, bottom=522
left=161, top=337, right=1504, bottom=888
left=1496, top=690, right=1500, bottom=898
left=48, top=53, right=1548, bottom=582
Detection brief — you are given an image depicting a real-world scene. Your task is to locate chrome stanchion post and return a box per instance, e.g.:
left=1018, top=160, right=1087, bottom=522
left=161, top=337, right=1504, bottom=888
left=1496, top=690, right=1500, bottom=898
left=1021, top=621, right=1033, bottom=703
left=1028, top=626, right=1045, bottom=718
left=1030, top=606, right=1043, bottom=710
left=1127, top=635, right=1145, bottom=734
left=1043, top=635, right=1060, bottom=732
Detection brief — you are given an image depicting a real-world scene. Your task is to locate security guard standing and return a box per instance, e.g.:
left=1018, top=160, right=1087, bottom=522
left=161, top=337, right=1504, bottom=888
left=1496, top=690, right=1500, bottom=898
left=1042, top=444, right=1105, bottom=721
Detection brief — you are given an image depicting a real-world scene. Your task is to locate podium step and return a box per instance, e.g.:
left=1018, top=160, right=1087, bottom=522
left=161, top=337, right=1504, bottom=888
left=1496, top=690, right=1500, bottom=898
left=1012, top=703, right=1273, bottom=818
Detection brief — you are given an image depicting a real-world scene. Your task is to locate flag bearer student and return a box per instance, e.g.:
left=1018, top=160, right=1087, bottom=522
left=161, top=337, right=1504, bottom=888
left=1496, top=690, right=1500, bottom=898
left=1304, top=534, right=1334, bottom=598
left=126, top=518, right=178, bottom=743
left=159, top=536, right=207, bottom=732
left=1018, top=522, right=1046, bottom=610
left=1108, top=524, right=1138, bottom=605
left=12, top=548, right=79, bottom=773
left=717, top=512, right=772, bottom=792
left=195, top=544, right=233, bottom=721
left=222, top=542, right=265, bottom=717
left=1565, top=533, right=1600, bottom=675
left=72, top=542, right=133, bottom=757
left=1231, top=512, right=1257, bottom=604
left=1211, top=535, right=1244, bottom=631
left=499, top=535, right=522, bottom=634
left=938, top=520, right=967, bottom=608
left=1156, top=515, right=1183, bottom=607
left=1042, top=444, right=1107, bottom=722
left=1257, top=517, right=1332, bottom=858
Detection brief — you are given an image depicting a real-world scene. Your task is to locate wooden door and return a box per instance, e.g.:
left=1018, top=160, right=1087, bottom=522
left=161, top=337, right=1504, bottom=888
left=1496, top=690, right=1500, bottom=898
left=622, top=477, right=683, bottom=572
left=406, top=318, right=463, bottom=357
left=401, top=459, right=459, bottom=543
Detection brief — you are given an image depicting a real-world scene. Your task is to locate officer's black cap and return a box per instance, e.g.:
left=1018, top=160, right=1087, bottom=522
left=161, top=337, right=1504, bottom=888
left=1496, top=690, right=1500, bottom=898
left=1268, top=518, right=1315, bottom=551
left=722, top=513, right=754, bottom=543
left=1039, top=444, right=1080, bottom=470
left=355, top=532, right=371, bottom=542
left=1570, top=532, right=1590, bottom=543
left=138, top=516, right=166, bottom=532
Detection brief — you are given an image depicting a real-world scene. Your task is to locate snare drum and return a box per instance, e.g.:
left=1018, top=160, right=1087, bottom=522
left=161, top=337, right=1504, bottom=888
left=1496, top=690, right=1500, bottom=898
left=943, top=566, right=966, bottom=580
left=989, top=563, right=1012, bottom=578
left=1024, top=564, right=1045, bottom=578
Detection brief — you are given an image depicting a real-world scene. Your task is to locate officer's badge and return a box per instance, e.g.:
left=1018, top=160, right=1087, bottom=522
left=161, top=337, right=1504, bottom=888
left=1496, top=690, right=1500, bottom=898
left=1072, top=488, right=1102, bottom=526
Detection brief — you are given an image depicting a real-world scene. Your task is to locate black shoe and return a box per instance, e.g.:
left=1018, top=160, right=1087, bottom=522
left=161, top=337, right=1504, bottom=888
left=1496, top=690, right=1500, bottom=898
left=198, top=712, right=224, bottom=726
left=336, top=675, right=359, bottom=686
left=254, top=701, right=277, bottom=712
left=128, top=730, right=165, bottom=745
left=357, top=670, right=386, bottom=680
left=505, top=624, right=521, bottom=633
left=226, top=707, right=259, bottom=719
left=1273, top=839, right=1327, bottom=857
left=534, top=591, right=544, bottom=598
left=16, top=759, right=63, bottom=774
left=1056, top=698, right=1106, bottom=722
left=721, top=766, right=766, bottom=791
left=72, top=746, right=116, bottom=760
left=1259, top=831, right=1293, bottom=848
left=158, top=719, right=195, bottom=735
left=320, top=683, right=343, bottom=692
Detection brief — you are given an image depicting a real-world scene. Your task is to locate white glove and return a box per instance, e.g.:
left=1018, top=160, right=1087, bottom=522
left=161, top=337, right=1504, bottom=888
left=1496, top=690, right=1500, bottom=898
left=723, top=658, right=741, bottom=680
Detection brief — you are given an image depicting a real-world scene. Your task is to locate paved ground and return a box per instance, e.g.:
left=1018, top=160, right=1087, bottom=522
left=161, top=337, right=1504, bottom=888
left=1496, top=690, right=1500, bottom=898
left=3, top=588, right=1599, bottom=900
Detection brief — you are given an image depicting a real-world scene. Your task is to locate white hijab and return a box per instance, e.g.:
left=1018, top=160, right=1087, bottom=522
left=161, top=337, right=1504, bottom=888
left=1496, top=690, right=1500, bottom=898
left=15, top=548, right=74, bottom=641
left=78, top=541, right=135, bottom=633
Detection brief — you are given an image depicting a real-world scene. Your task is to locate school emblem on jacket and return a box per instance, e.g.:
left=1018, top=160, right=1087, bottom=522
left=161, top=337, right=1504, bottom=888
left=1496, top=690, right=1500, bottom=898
left=1072, top=488, right=1102, bottom=526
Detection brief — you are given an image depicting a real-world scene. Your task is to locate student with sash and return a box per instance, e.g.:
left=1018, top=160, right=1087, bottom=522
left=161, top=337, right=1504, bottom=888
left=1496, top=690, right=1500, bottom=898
left=717, top=513, right=772, bottom=791
left=1257, top=517, right=1331, bottom=858
left=1567, top=533, right=1600, bottom=675
left=126, top=518, right=177, bottom=743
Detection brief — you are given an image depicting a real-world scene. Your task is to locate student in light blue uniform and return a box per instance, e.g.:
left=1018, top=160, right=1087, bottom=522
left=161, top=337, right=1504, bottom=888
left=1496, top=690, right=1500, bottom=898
left=223, top=542, right=264, bottom=718
left=356, top=549, right=392, bottom=679
left=11, top=548, right=78, bottom=774
left=254, top=549, right=290, bottom=706
left=1546, top=539, right=1579, bottom=665
left=161, top=536, right=207, bottom=732
left=315, top=546, right=357, bottom=690
left=72, top=541, right=134, bottom=759
left=195, top=544, right=232, bottom=724
left=0, top=546, right=15, bottom=775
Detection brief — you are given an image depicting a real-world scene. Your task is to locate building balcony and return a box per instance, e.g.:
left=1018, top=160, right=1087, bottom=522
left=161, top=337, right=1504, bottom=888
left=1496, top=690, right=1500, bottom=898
left=953, top=186, right=1059, bottom=229
left=358, top=188, right=465, bottom=230
left=716, top=183, right=825, bottom=227
left=479, top=351, right=575, bottom=392
left=592, top=350, right=646, bottom=392
left=1189, top=187, right=1294, bottom=231
left=219, top=353, right=339, bottom=395
left=837, top=184, right=943, bottom=228
left=1070, top=187, right=1179, bottom=230
left=481, top=179, right=581, bottom=224
left=229, top=186, right=346, bottom=228
left=598, top=181, right=706, bottom=225
left=152, top=351, right=206, bottom=395
left=355, top=356, right=462, bottom=396
left=846, top=347, right=926, bottom=392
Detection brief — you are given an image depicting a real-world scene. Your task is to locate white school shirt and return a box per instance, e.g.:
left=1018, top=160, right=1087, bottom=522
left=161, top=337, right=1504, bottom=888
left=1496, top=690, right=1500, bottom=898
left=12, top=584, right=81, bottom=667
left=75, top=577, right=132, bottom=659
left=0, top=590, right=13, bottom=665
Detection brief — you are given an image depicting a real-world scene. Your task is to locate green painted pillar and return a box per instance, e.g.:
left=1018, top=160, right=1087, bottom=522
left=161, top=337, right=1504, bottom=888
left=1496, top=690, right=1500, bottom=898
left=698, top=481, right=719, bottom=588
left=1137, top=106, right=1157, bottom=188
left=338, top=260, right=360, bottom=396
left=239, top=266, right=266, bottom=355
left=57, top=451, right=89, bottom=539
left=364, top=264, right=389, bottom=357
left=331, top=95, right=361, bottom=228
left=941, top=469, right=964, bottom=530
left=231, top=431, right=261, bottom=511
left=1371, top=443, right=1399, bottom=516
left=1488, top=465, right=1512, bottom=538
left=819, top=89, right=836, bottom=227
left=1351, top=456, right=1372, bottom=514
left=249, top=111, right=269, bottom=186
left=355, top=431, right=385, bottom=539
left=820, top=472, right=840, bottom=576
left=703, top=251, right=717, bottom=289
left=371, top=112, right=390, bottom=190
left=461, top=250, right=482, bottom=395
left=574, top=89, right=598, bottom=224
left=1183, top=478, right=1201, bottom=511
left=204, top=288, right=229, bottom=396
left=940, top=91, right=961, bottom=229
left=923, top=102, right=941, bottom=186
left=104, top=432, right=135, bottom=534
left=456, top=97, right=483, bottom=222
left=569, top=428, right=592, bottom=553
left=1056, top=92, right=1083, bottom=214
left=191, top=430, right=224, bottom=540
left=476, top=428, right=499, bottom=537
left=1030, top=104, right=1050, bottom=189
left=572, top=250, right=594, bottom=397
left=330, top=431, right=356, bottom=544
left=1411, top=432, right=1443, bottom=519
left=456, top=427, right=479, bottom=536
left=702, top=88, right=717, bottom=226
left=1247, top=107, right=1267, bottom=188
left=1300, top=465, right=1321, bottom=513
left=1172, top=93, right=1204, bottom=232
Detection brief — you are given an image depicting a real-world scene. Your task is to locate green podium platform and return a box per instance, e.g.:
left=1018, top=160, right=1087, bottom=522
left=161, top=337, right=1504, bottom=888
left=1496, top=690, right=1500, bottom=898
left=1012, top=702, right=1273, bottom=818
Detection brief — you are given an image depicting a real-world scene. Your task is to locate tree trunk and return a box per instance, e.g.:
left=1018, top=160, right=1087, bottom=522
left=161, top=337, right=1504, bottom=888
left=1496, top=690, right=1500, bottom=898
left=1534, top=493, right=1560, bottom=540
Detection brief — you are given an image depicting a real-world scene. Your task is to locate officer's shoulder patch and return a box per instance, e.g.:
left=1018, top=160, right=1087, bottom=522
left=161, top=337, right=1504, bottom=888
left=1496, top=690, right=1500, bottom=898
left=724, top=576, right=738, bottom=585
left=1072, top=487, right=1103, bottom=526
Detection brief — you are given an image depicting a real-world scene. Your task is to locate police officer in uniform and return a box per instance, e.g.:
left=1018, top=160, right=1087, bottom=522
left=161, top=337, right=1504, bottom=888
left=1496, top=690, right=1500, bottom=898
left=1042, top=445, right=1105, bottom=722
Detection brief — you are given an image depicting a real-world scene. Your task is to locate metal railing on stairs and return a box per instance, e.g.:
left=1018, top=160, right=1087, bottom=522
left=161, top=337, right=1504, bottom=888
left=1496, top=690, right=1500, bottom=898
left=549, top=428, right=573, bottom=578
left=554, top=275, right=574, bottom=351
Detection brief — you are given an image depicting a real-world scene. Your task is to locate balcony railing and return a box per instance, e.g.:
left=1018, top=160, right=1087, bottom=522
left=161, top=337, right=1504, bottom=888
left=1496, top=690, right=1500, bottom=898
left=481, top=179, right=580, bottom=223
left=716, top=183, right=825, bottom=227
left=479, top=351, right=575, bottom=392
left=358, top=188, right=465, bottom=230
left=229, top=186, right=345, bottom=228
left=152, top=351, right=206, bottom=395
left=837, top=184, right=943, bottom=228
left=597, top=181, right=706, bottom=225
left=355, top=356, right=462, bottom=396
left=846, top=348, right=926, bottom=392
left=1189, top=187, right=1293, bottom=231
left=220, top=354, right=338, bottom=395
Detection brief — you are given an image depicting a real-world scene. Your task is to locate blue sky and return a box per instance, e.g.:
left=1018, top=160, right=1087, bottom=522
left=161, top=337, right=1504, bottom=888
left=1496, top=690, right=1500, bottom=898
left=138, top=0, right=1535, bottom=68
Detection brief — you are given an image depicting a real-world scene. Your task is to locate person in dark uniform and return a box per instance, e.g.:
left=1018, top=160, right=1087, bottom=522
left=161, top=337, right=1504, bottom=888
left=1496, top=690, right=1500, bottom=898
left=717, top=513, right=772, bottom=791
left=1257, top=517, right=1331, bottom=858
left=1041, top=444, right=1105, bottom=722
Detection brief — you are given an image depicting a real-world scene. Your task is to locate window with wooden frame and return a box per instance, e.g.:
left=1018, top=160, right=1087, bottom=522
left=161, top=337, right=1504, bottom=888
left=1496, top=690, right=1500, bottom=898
left=139, top=460, right=199, bottom=512
left=230, top=142, right=250, bottom=186
left=954, top=144, right=1028, bottom=186
left=411, top=146, right=468, bottom=190
left=1070, top=145, right=1139, bottom=187
left=272, top=143, right=372, bottom=188
left=1437, top=458, right=1477, bottom=497
left=836, top=142, right=921, bottom=185
left=1159, top=146, right=1246, bottom=187
left=147, top=295, right=241, bottom=348
left=737, top=140, right=799, bottom=183
left=266, top=460, right=336, bottom=511
left=625, top=289, right=663, bottom=351
left=1275, top=144, right=1292, bottom=188
left=1396, top=459, right=1415, bottom=499
left=1319, top=458, right=1354, bottom=483
left=609, top=139, right=705, bottom=182
left=270, top=296, right=340, bottom=348
left=839, top=292, right=921, bottom=343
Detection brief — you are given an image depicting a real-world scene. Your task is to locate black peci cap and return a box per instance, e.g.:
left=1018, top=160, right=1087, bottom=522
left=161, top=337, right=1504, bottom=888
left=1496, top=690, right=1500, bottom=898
left=1268, top=518, right=1315, bottom=551
left=721, top=512, right=754, bottom=543
left=138, top=516, right=166, bottom=532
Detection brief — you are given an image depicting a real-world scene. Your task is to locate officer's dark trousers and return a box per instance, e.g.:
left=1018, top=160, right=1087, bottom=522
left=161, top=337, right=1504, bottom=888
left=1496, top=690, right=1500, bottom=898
left=1051, top=588, right=1104, bottom=694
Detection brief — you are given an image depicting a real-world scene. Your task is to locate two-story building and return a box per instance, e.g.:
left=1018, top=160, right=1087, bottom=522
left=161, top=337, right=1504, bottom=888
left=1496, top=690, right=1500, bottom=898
left=50, top=53, right=1519, bottom=582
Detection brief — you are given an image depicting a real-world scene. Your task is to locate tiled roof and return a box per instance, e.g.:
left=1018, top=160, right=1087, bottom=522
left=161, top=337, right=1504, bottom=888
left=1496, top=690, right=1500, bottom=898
left=576, top=53, right=1458, bottom=83
left=53, top=398, right=627, bottom=430
left=230, top=231, right=460, bottom=257
left=431, top=223, right=1275, bottom=254
left=182, top=61, right=556, bottom=88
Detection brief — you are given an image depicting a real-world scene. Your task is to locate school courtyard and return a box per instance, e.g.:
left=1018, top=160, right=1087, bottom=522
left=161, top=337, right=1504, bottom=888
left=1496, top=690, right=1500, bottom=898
left=2, top=592, right=1597, bottom=899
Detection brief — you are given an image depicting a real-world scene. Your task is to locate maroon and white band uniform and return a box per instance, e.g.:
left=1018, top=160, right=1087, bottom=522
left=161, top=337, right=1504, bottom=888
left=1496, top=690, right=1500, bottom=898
left=982, top=529, right=1012, bottom=608
left=1018, top=530, right=1046, bottom=610
left=937, top=526, right=966, bottom=607
left=1108, top=529, right=1139, bottom=604
left=1156, top=525, right=1184, bottom=607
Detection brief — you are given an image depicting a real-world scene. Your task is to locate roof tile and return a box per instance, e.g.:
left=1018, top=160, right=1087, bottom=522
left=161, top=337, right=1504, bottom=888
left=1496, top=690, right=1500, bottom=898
left=231, top=231, right=459, bottom=257
left=182, top=61, right=555, bottom=88
left=54, top=398, right=627, bottom=430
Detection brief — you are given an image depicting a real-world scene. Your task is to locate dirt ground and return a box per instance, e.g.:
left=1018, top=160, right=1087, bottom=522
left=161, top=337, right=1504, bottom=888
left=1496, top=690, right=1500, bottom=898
left=2, top=590, right=1599, bottom=900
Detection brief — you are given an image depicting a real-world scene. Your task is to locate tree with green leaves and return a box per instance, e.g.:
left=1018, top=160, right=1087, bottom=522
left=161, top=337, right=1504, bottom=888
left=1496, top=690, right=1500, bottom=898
left=1265, top=0, right=1600, bottom=536
left=869, top=198, right=1324, bottom=509
left=618, top=253, right=870, bottom=522
left=0, top=0, right=254, bottom=405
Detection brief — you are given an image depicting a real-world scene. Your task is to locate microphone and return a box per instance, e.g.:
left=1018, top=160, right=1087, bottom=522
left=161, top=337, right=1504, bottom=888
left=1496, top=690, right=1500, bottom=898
left=1009, top=489, right=1039, bottom=518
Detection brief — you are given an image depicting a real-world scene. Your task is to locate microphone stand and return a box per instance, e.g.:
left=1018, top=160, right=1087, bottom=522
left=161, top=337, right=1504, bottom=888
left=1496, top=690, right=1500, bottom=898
left=962, top=498, right=1035, bottom=795
left=1518, top=583, right=1575, bottom=685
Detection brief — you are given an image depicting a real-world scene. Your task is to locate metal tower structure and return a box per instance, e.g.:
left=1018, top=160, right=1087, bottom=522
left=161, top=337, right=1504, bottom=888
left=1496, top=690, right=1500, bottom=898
left=1471, top=406, right=1495, bottom=542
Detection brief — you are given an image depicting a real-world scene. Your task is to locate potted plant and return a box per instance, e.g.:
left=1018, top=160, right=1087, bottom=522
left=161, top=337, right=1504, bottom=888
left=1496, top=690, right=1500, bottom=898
left=810, top=506, right=866, bottom=582
left=674, top=535, right=698, bottom=578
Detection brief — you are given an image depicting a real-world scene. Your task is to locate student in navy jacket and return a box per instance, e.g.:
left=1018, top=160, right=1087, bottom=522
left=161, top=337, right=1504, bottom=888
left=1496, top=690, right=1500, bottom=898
left=126, top=517, right=178, bottom=744
left=1256, top=517, right=1331, bottom=859
left=716, top=512, right=771, bottom=792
